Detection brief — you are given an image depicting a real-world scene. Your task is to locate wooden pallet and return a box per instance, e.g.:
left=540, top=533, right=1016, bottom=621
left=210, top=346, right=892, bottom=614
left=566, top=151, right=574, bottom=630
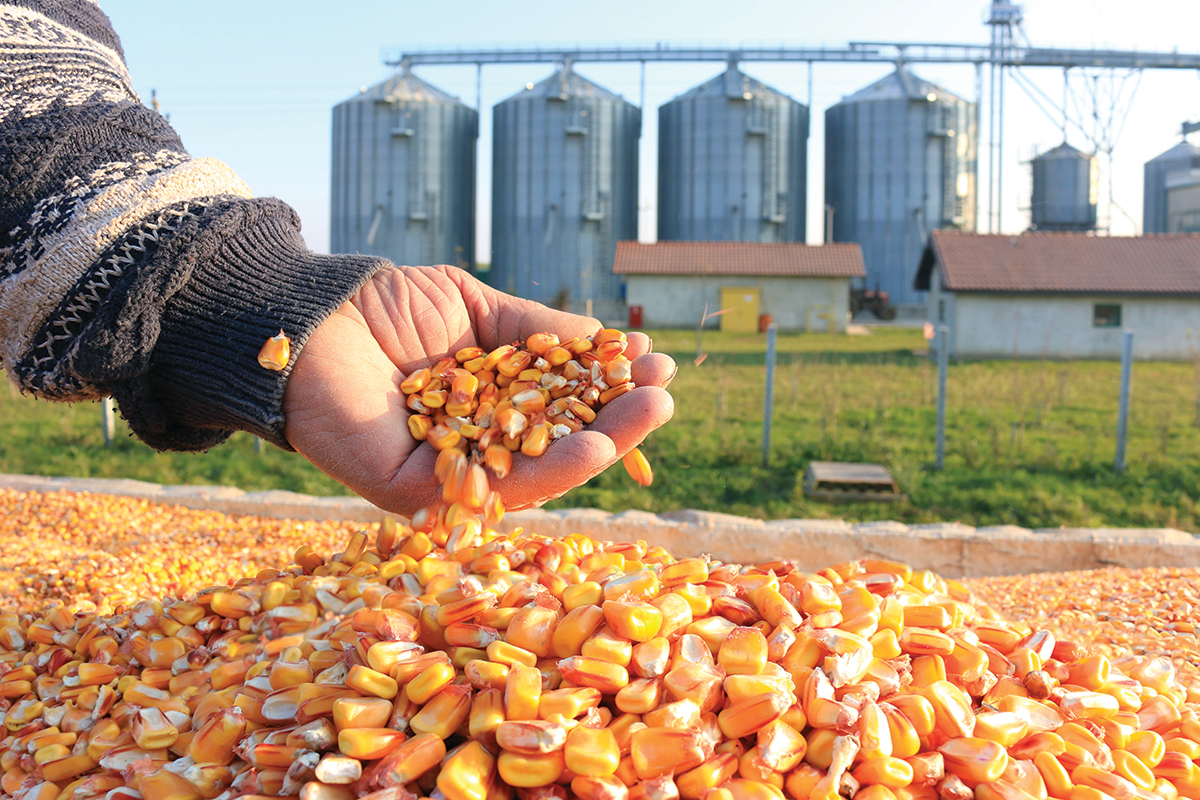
left=802, top=461, right=904, bottom=503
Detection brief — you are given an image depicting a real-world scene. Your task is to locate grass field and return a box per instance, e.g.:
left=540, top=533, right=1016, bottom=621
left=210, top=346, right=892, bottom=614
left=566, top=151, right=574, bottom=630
left=3, top=325, right=1199, bottom=530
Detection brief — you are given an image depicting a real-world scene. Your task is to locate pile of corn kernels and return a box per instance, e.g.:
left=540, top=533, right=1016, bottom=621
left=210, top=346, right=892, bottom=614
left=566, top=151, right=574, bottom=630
left=0, top=489, right=357, bottom=616
left=0, top=489, right=1198, bottom=800
left=3, top=329, right=1200, bottom=800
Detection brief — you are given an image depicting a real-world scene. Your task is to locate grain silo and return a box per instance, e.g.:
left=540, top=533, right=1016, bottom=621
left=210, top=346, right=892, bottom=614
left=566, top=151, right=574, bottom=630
left=1143, top=141, right=1200, bottom=234
left=331, top=69, right=477, bottom=270
left=825, top=66, right=977, bottom=311
left=658, top=64, right=808, bottom=243
left=491, top=65, right=640, bottom=317
left=1030, top=142, right=1097, bottom=231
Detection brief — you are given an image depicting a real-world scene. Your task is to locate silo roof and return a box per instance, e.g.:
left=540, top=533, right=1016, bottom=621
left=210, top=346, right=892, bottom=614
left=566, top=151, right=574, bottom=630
left=499, top=65, right=628, bottom=104
left=915, top=230, right=1200, bottom=295
left=1035, top=142, right=1091, bottom=160
left=1147, top=141, right=1200, bottom=163
left=340, top=70, right=464, bottom=106
left=667, top=64, right=800, bottom=103
left=834, top=65, right=969, bottom=105
left=613, top=241, right=865, bottom=278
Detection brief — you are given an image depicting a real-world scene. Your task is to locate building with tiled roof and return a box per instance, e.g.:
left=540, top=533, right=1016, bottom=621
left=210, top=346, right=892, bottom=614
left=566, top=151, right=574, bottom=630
left=613, top=241, right=865, bottom=332
left=915, top=230, right=1200, bottom=359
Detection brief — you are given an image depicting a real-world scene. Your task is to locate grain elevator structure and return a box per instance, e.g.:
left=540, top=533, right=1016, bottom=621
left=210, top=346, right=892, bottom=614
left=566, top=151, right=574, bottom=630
left=657, top=64, right=808, bottom=243
left=825, top=66, right=977, bottom=311
left=330, top=70, right=478, bottom=270
left=490, top=65, right=640, bottom=317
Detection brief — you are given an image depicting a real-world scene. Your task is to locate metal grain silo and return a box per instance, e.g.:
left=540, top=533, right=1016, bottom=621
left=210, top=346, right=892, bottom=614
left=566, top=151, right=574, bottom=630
left=1030, top=142, right=1097, bottom=231
left=825, top=66, right=977, bottom=310
left=331, top=69, right=477, bottom=270
left=658, top=64, right=808, bottom=243
left=491, top=65, right=640, bottom=316
left=1143, top=141, right=1200, bottom=233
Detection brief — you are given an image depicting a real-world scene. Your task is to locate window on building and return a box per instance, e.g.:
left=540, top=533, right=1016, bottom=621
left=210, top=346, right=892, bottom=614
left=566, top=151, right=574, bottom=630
left=1093, top=303, right=1122, bottom=328
left=937, top=298, right=946, bottom=323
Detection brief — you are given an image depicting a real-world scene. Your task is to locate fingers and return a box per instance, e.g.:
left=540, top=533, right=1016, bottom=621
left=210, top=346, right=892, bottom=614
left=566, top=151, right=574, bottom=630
left=585, top=385, right=675, bottom=457
left=630, top=352, right=677, bottom=389
left=488, top=430, right=618, bottom=511
left=625, top=331, right=651, bottom=359
left=376, top=444, right=443, bottom=518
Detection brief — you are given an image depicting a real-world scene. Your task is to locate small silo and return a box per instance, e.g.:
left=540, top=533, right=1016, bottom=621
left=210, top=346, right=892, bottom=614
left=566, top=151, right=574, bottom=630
left=1030, top=142, right=1097, bottom=231
left=658, top=64, right=808, bottom=243
left=1143, top=141, right=1200, bottom=234
left=491, top=65, right=640, bottom=316
left=331, top=70, right=477, bottom=270
left=825, top=66, right=977, bottom=310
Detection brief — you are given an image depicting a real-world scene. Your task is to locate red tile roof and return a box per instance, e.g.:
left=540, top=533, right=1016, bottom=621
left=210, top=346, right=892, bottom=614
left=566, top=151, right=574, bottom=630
left=917, top=230, right=1200, bottom=295
left=612, top=240, right=865, bottom=278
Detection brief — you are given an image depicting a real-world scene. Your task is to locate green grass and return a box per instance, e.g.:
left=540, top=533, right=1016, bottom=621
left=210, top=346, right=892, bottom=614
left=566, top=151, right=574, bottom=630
left=3, top=326, right=1199, bottom=530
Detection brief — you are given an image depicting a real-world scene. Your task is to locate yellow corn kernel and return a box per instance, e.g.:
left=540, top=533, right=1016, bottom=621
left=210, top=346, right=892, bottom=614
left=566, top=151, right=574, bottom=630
left=559, top=656, right=630, bottom=694
left=922, top=681, right=977, bottom=739
left=487, top=639, right=538, bottom=668
left=377, top=731, right=447, bottom=785
left=409, top=685, right=473, bottom=738
left=622, top=447, right=654, bottom=487
left=563, top=582, right=603, bottom=611
left=718, top=626, right=769, bottom=676
left=1111, top=749, right=1156, bottom=792
left=540, top=687, right=602, bottom=720
left=603, top=601, right=664, bottom=643
left=630, top=727, right=708, bottom=780
left=257, top=329, right=290, bottom=370
left=506, top=606, right=559, bottom=658
left=346, top=664, right=398, bottom=699
left=718, top=691, right=792, bottom=740
left=438, top=740, right=496, bottom=800
left=973, top=710, right=1031, bottom=748
left=939, top=737, right=1010, bottom=787
left=565, top=724, right=621, bottom=777
left=1126, top=730, right=1166, bottom=769
left=406, top=661, right=456, bottom=704
left=337, top=727, right=405, bottom=760
left=498, top=750, right=565, bottom=788
left=852, top=756, right=916, bottom=789
left=505, top=663, right=542, bottom=721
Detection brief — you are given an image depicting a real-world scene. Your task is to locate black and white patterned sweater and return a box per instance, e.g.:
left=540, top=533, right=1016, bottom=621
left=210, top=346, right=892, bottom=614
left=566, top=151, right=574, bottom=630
left=0, top=0, right=386, bottom=451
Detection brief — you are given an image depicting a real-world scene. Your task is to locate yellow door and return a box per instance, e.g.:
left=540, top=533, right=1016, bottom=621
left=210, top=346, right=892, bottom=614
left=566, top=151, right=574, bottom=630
left=719, top=286, right=761, bottom=333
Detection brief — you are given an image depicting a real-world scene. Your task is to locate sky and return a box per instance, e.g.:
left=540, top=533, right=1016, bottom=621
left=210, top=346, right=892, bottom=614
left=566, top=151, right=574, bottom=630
left=101, top=1, right=1200, bottom=261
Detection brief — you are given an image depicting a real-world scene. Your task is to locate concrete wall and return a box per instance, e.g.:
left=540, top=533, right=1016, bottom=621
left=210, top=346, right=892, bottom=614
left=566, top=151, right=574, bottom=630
left=926, top=267, right=1200, bottom=360
left=626, top=274, right=851, bottom=332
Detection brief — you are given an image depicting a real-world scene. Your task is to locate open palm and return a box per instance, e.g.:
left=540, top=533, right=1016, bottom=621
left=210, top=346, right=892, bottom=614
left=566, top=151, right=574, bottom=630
left=283, top=265, right=676, bottom=518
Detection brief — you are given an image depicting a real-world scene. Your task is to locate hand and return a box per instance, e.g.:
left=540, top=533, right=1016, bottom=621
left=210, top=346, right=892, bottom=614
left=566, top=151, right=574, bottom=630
left=282, top=265, right=676, bottom=518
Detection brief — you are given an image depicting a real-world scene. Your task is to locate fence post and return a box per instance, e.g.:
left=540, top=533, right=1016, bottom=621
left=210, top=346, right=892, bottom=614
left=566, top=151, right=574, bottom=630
left=762, top=324, right=777, bottom=468
left=1114, top=330, right=1133, bottom=474
left=102, top=397, right=115, bottom=448
left=936, top=325, right=949, bottom=470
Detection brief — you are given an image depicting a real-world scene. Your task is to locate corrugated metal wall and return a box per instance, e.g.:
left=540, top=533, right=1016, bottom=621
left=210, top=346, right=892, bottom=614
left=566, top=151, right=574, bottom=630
left=331, top=71, right=477, bottom=270
left=1030, top=143, right=1096, bottom=231
left=1143, top=142, right=1200, bottom=234
left=490, top=66, right=640, bottom=315
left=658, top=66, right=808, bottom=243
left=824, top=67, right=977, bottom=308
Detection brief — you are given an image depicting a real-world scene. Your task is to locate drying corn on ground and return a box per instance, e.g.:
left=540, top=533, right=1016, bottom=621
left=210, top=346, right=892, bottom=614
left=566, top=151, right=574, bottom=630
left=2, top=329, right=1200, bottom=800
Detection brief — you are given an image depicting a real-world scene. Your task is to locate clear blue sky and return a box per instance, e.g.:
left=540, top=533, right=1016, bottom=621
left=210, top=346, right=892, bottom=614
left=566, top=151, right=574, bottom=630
left=101, top=0, right=1200, bottom=260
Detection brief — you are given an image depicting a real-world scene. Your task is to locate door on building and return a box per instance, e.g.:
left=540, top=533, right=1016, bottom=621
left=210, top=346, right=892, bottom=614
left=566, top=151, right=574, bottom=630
left=719, top=286, right=761, bottom=333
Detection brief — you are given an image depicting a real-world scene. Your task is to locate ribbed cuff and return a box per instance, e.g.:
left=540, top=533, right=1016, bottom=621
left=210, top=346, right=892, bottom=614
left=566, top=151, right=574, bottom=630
left=114, top=198, right=387, bottom=451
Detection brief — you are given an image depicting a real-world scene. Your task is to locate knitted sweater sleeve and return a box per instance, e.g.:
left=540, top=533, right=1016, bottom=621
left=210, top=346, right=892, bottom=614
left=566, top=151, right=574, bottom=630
left=0, top=1, right=387, bottom=451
